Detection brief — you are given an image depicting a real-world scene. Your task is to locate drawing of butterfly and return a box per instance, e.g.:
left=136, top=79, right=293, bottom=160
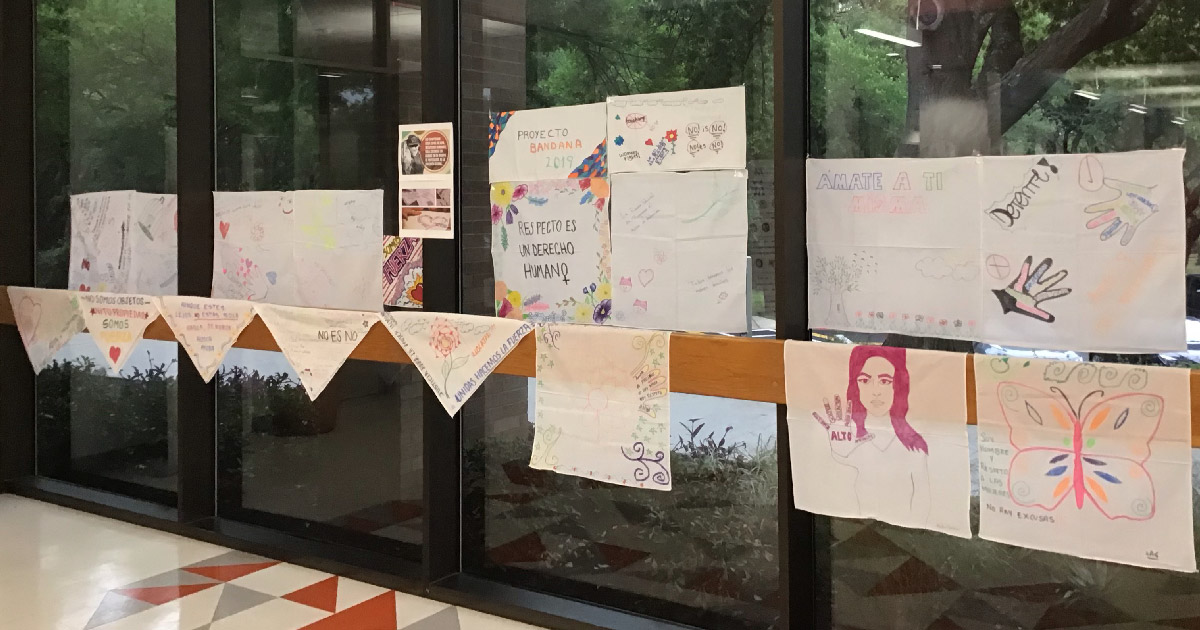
left=997, top=382, right=1163, bottom=520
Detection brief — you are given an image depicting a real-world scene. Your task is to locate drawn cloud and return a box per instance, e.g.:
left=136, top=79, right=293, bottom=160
left=915, top=256, right=978, bottom=281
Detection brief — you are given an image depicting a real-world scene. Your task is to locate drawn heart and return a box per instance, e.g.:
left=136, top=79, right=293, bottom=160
left=16, top=298, right=42, bottom=342
left=219, top=221, right=231, bottom=239
left=108, top=346, right=122, bottom=365
left=81, top=259, right=90, bottom=270
left=79, top=284, right=90, bottom=292
left=266, top=271, right=277, bottom=285
left=637, top=269, right=655, bottom=287
left=644, top=138, right=653, bottom=146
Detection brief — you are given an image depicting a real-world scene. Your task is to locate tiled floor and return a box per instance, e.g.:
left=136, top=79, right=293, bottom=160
left=0, top=495, right=546, bottom=630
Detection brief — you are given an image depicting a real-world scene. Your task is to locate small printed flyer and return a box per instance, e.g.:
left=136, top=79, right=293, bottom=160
left=398, top=122, right=455, bottom=240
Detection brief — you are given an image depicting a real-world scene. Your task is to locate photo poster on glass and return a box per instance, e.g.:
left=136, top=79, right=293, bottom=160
left=491, top=178, right=612, bottom=324
left=383, top=236, right=423, bottom=308
left=398, top=123, right=455, bottom=240
left=69, top=191, right=179, bottom=295
left=212, top=190, right=297, bottom=305
left=530, top=324, right=671, bottom=490
left=292, top=189, right=384, bottom=311
left=607, top=86, right=746, bottom=174
left=805, top=150, right=1186, bottom=353
left=610, top=170, right=749, bottom=332
left=488, top=102, right=608, bottom=182
left=974, top=355, right=1196, bottom=572
left=784, top=341, right=972, bottom=538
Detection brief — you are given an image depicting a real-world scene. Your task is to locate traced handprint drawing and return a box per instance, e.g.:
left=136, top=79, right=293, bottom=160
left=992, top=256, right=1072, bottom=323
left=812, top=346, right=930, bottom=520
left=1079, top=154, right=1158, bottom=246
left=1084, top=180, right=1158, bottom=246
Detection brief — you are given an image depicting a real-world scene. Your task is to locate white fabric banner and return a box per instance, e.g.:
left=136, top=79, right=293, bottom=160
left=975, top=355, right=1196, bottom=572
left=490, top=178, right=613, bottom=324
left=69, top=191, right=178, bottom=296
left=213, top=190, right=383, bottom=310
left=806, top=150, right=1186, bottom=353
left=488, top=103, right=608, bottom=182
left=530, top=324, right=671, bottom=490
left=610, top=170, right=748, bottom=332
left=76, top=292, right=159, bottom=373
left=784, top=341, right=972, bottom=538
left=293, top=189, right=384, bottom=310
left=253, top=303, right=379, bottom=401
left=6, top=287, right=86, bottom=374
left=607, top=86, right=746, bottom=174
left=154, top=296, right=256, bottom=383
left=381, top=312, right=532, bottom=416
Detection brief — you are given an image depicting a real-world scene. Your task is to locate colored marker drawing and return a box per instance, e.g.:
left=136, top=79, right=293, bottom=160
left=997, top=381, right=1163, bottom=521
left=812, top=346, right=932, bottom=522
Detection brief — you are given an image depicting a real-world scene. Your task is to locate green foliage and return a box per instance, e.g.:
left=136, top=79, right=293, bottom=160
left=35, top=0, right=177, bottom=287
left=525, top=0, right=774, bottom=160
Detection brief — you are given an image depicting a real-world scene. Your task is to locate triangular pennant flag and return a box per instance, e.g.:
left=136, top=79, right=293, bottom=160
left=253, top=303, right=379, bottom=400
left=154, top=296, right=256, bottom=382
left=6, top=287, right=86, bottom=373
left=381, top=312, right=532, bottom=415
left=75, top=292, right=158, bottom=373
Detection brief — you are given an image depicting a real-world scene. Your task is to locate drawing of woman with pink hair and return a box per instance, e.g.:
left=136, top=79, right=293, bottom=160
left=813, top=346, right=931, bottom=522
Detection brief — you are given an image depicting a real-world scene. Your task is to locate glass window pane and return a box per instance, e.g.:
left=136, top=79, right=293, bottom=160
left=461, top=2, right=778, bottom=625
left=34, top=0, right=179, bottom=502
left=213, top=0, right=424, bottom=556
left=809, top=1, right=1200, bottom=626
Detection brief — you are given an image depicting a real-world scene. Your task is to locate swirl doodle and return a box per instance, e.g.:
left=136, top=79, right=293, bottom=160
left=530, top=424, right=562, bottom=467
left=631, top=332, right=668, bottom=374
left=621, top=441, right=670, bottom=486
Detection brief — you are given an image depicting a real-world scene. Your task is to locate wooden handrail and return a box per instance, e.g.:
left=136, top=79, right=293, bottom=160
left=2, top=286, right=1199, bottom=446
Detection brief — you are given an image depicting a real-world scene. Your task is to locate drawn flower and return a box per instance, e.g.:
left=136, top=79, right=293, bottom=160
left=574, top=303, right=592, bottom=322
left=490, top=204, right=503, bottom=224
left=665, top=129, right=678, bottom=143
left=505, top=204, right=519, bottom=225
left=614, top=135, right=624, bottom=146
left=512, top=184, right=529, bottom=201
left=593, top=299, right=612, bottom=324
left=429, top=318, right=461, bottom=357
left=491, top=182, right=513, bottom=208
left=596, top=283, right=612, bottom=300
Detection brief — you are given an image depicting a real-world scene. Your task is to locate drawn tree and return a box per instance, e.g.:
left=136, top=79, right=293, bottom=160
left=811, top=252, right=876, bottom=326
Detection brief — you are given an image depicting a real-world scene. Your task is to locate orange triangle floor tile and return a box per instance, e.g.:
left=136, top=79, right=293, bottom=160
left=299, top=592, right=397, bottom=630
left=115, top=583, right=219, bottom=606
left=183, top=561, right=279, bottom=582
left=283, top=576, right=339, bottom=613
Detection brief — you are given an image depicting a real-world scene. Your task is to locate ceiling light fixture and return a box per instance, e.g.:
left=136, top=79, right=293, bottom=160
left=855, top=28, right=921, bottom=48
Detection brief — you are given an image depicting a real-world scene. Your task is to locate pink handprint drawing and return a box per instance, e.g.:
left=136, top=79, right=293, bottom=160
left=812, top=347, right=930, bottom=519
left=992, top=256, right=1071, bottom=323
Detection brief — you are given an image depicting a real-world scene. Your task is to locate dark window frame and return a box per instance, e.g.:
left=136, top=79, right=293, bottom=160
left=0, top=0, right=821, bottom=628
